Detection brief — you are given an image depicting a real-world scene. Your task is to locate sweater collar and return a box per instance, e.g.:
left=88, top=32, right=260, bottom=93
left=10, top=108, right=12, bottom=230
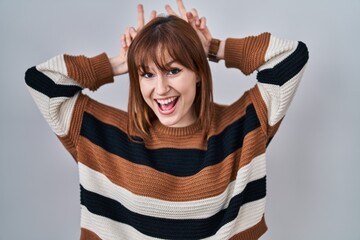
left=151, top=119, right=202, bottom=136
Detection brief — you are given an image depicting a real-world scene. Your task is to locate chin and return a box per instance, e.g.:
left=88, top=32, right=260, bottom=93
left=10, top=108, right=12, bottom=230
left=158, top=117, right=179, bottom=127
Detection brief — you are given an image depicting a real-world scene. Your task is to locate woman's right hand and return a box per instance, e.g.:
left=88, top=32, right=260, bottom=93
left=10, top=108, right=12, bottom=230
left=110, top=4, right=156, bottom=76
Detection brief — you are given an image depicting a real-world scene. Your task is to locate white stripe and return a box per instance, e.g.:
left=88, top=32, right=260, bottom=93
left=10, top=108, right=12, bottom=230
left=79, top=153, right=266, bottom=220
left=205, top=198, right=266, bottom=240
left=257, top=36, right=305, bottom=126
left=259, top=35, right=298, bottom=71
left=257, top=65, right=306, bottom=126
left=37, top=55, right=67, bottom=82
left=27, top=87, right=79, bottom=136
left=27, top=55, right=82, bottom=136
left=80, top=198, right=265, bottom=240
left=81, top=206, right=161, bottom=240
left=36, top=55, right=82, bottom=87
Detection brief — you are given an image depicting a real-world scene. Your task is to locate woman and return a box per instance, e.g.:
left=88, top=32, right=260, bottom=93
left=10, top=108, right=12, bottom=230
left=25, top=0, right=309, bottom=239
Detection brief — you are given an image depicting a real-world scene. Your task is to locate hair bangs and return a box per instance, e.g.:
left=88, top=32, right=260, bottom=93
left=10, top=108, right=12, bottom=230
left=134, top=30, right=195, bottom=75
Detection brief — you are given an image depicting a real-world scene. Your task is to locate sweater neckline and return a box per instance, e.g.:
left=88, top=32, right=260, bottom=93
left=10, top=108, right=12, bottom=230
left=152, top=119, right=202, bottom=136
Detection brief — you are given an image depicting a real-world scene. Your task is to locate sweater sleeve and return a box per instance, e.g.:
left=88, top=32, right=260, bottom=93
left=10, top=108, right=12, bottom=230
left=224, top=33, right=309, bottom=127
left=25, top=53, right=114, bottom=154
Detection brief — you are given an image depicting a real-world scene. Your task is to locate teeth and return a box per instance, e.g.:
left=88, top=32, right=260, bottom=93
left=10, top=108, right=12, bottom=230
left=156, top=97, right=177, bottom=105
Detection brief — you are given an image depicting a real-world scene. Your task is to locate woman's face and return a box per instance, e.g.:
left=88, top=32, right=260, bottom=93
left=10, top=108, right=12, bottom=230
left=139, top=58, right=198, bottom=128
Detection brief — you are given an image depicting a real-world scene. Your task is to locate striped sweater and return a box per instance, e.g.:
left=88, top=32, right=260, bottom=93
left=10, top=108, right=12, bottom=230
left=25, top=32, right=309, bottom=240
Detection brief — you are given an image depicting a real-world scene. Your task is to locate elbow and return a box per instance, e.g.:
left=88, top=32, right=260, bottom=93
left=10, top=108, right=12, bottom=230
left=25, top=66, right=37, bottom=87
left=298, top=41, right=309, bottom=67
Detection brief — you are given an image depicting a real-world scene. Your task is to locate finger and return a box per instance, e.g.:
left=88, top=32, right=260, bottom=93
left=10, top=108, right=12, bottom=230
left=186, top=12, right=197, bottom=28
left=176, top=0, right=187, bottom=19
left=186, top=12, right=195, bottom=22
left=121, top=34, right=127, bottom=48
left=125, top=27, right=132, bottom=47
left=199, top=17, right=206, bottom=30
left=137, top=4, right=145, bottom=29
left=188, top=9, right=200, bottom=26
left=165, top=4, right=177, bottom=16
left=190, top=8, right=198, bottom=17
left=199, top=21, right=212, bottom=41
left=129, top=27, right=137, bottom=39
left=149, top=10, right=157, bottom=21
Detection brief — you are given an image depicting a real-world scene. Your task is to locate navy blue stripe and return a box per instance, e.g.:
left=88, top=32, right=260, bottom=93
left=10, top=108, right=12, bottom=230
left=25, top=66, right=82, bottom=98
left=257, top=41, right=309, bottom=86
left=80, top=104, right=261, bottom=177
left=80, top=176, right=266, bottom=239
left=266, top=136, right=273, bottom=147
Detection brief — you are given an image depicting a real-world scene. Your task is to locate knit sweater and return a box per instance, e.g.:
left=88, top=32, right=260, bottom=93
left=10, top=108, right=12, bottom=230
left=25, top=32, right=309, bottom=240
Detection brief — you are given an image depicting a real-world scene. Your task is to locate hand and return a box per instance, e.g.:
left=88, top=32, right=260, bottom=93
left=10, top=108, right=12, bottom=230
left=165, top=0, right=213, bottom=55
left=110, top=4, right=156, bottom=76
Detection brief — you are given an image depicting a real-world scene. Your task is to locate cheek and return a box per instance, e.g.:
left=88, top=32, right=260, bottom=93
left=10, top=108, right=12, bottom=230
left=139, top=82, right=148, bottom=97
left=179, top=81, right=197, bottom=100
left=139, top=82, right=153, bottom=105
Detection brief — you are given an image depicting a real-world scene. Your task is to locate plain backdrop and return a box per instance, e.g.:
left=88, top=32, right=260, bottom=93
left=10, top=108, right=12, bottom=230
left=1, top=0, right=359, bottom=239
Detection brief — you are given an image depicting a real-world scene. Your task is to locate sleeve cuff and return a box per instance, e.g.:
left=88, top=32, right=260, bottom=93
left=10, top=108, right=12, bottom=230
left=224, top=37, right=246, bottom=70
left=224, top=33, right=271, bottom=75
left=89, top=53, right=114, bottom=90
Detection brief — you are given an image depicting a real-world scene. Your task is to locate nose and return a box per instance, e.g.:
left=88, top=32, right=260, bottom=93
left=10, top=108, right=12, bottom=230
left=155, top=74, right=170, bottom=95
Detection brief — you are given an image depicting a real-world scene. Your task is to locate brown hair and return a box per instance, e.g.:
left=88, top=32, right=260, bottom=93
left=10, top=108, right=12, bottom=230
left=127, top=15, right=213, bottom=139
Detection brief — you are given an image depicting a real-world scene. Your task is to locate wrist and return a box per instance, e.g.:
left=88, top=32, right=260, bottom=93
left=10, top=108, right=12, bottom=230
left=207, top=38, right=221, bottom=62
left=109, top=56, right=127, bottom=76
left=207, top=39, right=225, bottom=62
left=217, top=40, right=225, bottom=60
left=87, top=53, right=114, bottom=90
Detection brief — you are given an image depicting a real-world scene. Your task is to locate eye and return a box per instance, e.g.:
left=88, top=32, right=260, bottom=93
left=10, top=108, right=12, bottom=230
left=141, top=72, right=154, bottom=78
left=167, top=68, right=182, bottom=76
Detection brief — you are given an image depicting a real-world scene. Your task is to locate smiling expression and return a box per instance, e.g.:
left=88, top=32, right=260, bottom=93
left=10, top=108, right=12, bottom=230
left=139, top=59, right=198, bottom=128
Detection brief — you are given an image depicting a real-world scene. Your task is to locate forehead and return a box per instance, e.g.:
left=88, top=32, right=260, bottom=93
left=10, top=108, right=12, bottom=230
left=138, top=47, right=178, bottom=70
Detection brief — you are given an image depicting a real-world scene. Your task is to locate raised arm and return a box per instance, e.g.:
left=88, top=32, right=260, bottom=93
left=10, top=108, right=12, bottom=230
left=224, top=33, right=309, bottom=126
left=25, top=4, right=156, bottom=149
left=25, top=53, right=114, bottom=141
left=166, top=0, right=309, bottom=129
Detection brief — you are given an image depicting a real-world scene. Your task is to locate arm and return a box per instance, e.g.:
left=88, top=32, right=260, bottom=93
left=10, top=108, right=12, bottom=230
left=25, top=53, right=114, bottom=140
left=25, top=4, right=155, bottom=153
left=223, top=33, right=309, bottom=126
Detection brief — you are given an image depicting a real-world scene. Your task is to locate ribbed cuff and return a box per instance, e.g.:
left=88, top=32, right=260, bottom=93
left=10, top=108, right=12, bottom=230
left=224, top=33, right=271, bottom=75
left=89, top=53, right=114, bottom=90
left=224, top=37, right=246, bottom=69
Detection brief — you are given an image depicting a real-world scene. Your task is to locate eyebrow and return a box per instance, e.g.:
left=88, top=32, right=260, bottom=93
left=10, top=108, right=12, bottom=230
left=164, top=60, right=177, bottom=66
left=143, top=60, right=178, bottom=69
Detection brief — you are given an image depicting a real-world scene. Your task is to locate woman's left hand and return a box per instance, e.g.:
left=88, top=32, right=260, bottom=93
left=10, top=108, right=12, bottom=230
left=165, top=0, right=213, bottom=55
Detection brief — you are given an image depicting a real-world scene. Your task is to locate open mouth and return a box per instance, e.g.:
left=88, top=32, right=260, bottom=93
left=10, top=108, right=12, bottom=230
left=155, top=97, right=179, bottom=114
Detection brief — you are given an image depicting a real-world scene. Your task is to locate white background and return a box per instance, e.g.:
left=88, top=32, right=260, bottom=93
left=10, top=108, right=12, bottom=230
left=1, top=0, right=359, bottom=239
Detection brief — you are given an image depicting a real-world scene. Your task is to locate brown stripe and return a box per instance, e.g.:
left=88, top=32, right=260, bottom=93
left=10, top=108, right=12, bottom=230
left=80, top=228, right=102, bottom=240
left=64, top=53, right=113, bottom=91
left=225, top=32, right=270, bottom=75
left=250, top=85, right=283, bottom=139
left=209, top=90, right=253, bottom=136
left=268, top=119, right=282, bottom=139
left=58, top=94, right=89, bottom=161
left=146, top=129, right=208, bottom=150
left=84, top=94, right=129, bottom=133
left=250, top=85, right=268, bottom=137
left=77, top=127, right=266, bottom=202
left=229, top=215, right=267, bottom=240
